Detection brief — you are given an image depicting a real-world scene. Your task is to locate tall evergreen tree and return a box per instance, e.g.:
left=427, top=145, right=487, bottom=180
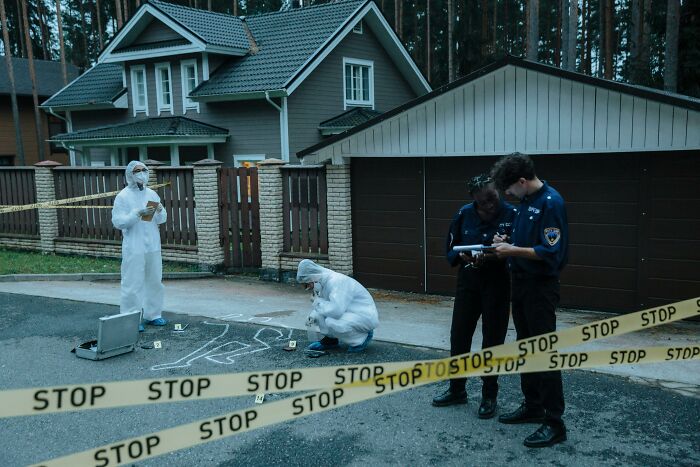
left=0, top=0, right=25, bottom=165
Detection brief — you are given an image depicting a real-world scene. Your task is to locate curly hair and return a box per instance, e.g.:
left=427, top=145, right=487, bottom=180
left=490, top=152, right=536, bottom=191
left=467, top=173, right=494, bottom=195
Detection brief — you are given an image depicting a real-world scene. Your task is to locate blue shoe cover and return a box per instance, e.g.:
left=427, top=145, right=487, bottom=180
left=347, top=330, right=373, bottom=353
left=146, top=317, right=168, bottom=326
left=307, top=340, right=339, bottom=351
left=139, top=323, right=145, bottom=332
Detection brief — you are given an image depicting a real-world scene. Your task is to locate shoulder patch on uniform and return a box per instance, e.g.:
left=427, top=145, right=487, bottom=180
left=544, top=227, right=561, bottom=246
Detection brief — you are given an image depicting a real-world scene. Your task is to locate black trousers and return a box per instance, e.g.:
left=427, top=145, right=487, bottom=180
left=449, top=265, right=510, bottom=399
left=511, top=274, right=565, bottom=428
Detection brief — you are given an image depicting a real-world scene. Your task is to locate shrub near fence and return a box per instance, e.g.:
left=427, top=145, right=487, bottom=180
left=0, top=168, right=39, bottom=237
left=281, top=165, right=328, bottom=255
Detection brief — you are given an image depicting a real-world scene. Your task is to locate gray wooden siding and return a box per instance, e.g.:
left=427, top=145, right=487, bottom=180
left=287, top=24, right=417, bottom=163
left=132, top=19, right=182, bottom=45
left=314, top=65, right=700, bottom=160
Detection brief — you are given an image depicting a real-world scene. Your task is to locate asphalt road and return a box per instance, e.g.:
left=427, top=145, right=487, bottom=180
left=1, top=292, right=698, bottom=467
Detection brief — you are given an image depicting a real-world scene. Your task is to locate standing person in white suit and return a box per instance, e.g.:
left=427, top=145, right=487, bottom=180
left=296, top=259, right=379, bottom=353
left=112, top=161, right=168, bottom=332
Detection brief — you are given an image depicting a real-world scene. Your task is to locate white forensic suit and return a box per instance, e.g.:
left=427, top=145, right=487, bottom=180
left=111, top=161, right=167, bottom=320
left=297, top=259, right=379, bottom=347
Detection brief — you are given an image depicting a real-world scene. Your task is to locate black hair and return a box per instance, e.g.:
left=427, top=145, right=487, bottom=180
left=467, top=173, right=495, bottom=196
left=490, top=152, right=536, bottom=191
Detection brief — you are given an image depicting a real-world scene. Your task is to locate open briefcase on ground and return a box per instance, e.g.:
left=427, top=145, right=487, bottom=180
left=74, top=310, right=141, bottom=360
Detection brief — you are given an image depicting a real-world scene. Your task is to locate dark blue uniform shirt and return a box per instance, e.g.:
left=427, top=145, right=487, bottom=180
left=446, top=201, right=517, bottom=267
left=510, top=182, right=569, bottom=277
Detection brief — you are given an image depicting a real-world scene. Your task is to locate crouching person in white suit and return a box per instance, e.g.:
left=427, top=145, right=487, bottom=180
left=297, top=259, right=379, bottom=353
left=112, top=160, right=168, bottom=332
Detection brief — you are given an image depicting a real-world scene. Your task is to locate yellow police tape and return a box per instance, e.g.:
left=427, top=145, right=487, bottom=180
left=3, top=296, right=694, bottom=466
left=0, top=182, right=171, bottom=215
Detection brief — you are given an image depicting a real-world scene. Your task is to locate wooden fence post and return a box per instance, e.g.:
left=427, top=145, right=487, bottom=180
left=257, top=158, right=286, bottom=281
left=34, top=160, right=62, bottom=254
left=192, top=159, right=224, bottom=271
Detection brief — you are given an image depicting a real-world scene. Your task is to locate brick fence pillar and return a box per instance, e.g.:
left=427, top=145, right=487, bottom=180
left=257, top=158, right=286, bottom=281
left=34, top=160, right=62, bottom=254
left=192, top=159, right=224, bottom=271
left=326, top=162, right=353, bottom=276
left=144, top=159, right=163, bottom=186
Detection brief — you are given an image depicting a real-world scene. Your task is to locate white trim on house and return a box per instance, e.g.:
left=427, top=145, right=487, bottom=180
left=180, top=59, right=200, bottom=113
left=113, top=93, right=129, bottom=109
left=155, top=62, right=174, bottom=115
left=202, top=52, right=210, bottom=80
left=102, top=45, right=203, bottom=63
left=285, top=2, right=430, bottom=97
left=342, top=57, right=374, bottom=110
left=130, top=65, right=149, bottom=116
left=280, top=96, right=290, bottom=161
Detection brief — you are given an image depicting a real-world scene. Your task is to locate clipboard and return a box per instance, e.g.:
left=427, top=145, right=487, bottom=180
left=453, top=244, right=495, bottom=252
left=141, top=201, right=159, bottom=222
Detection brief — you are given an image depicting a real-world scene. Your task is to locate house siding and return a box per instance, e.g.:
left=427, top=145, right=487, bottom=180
left=132, top=19, right=182, bottom=45
left=287, top=24, right=416, bottom=163
left=70, top=54, right=281, bottom=165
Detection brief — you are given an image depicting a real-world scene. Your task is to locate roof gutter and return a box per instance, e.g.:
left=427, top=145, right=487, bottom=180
left=264, top=91, right=282, bottom=112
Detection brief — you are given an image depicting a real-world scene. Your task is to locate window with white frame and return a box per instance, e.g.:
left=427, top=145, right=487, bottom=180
left=180, top=59, right=199, bottom=113
left=155, top=63, right=173, bottom=114
left=343, top=58, right=373, bottom=109
left=130, top=65, right=148, bottom=115
left=353, top=20, right=363, bottom=34
left=233, top=154, right=265, bottom=168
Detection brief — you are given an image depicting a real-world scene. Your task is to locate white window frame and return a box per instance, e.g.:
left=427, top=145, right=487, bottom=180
left=154, top=62, right=174, bottom=115
left=352, top=20, right=363, bottom=34
left=342, top=57, right=374, bottom=110
left=130, top=65, right=148, bottom=116
left=180, top=59, right=200, bottom=113
left=233, top=154, right=265, bottom=168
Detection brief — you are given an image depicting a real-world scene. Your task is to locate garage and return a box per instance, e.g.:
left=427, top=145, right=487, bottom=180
left=301, top=57, right=700, bottom=313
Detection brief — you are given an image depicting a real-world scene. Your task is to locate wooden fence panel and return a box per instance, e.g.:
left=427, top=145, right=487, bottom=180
left=219, top=167, right=261, bottom=269
left=156, top=168, right=197, bottom=246
left=281, top=166, right=328, bottom=255
left=0, top=169, right=39, bottom=236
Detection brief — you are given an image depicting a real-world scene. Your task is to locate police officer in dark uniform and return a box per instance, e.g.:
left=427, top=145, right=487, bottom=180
left=490, top=153, right=568, bottom=448
left=432, top=174, right=516, bottom=419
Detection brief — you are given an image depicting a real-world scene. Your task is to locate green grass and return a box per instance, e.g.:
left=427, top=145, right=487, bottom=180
left=0, top=247, right=199, bottom=275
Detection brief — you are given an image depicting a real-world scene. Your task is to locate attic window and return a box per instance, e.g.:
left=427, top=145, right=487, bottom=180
left=343, top=58, right=374, bottom=109
left=353, top=21, right=363, bottom=34
left=155, top=62, right=173, bottom=115
left=130, top=65, right=148, bottom=116
left=181, top=59, right=199, bottom=113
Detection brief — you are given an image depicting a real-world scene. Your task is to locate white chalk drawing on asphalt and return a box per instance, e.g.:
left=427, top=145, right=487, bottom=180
left=150, top=321, right=293, bottom=371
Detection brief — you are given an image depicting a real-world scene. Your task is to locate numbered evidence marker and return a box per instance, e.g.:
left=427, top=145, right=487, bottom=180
left=174, top=324, right=182, bottom=331
left=255, top=394, right=265, bottom=404
left=153, top=341, right=162, bottom=349
left=283, top=340, right=297, bottom=352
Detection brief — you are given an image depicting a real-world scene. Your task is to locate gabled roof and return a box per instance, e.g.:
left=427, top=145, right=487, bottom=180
left=49, top=116, right=228, bottom=142
left=146, top=0, right=249, bottom=50
left=191, top=0, right=367, bottom=98
left=298, top=55, right=700, bottom=158
left=0, top=57, right=79, bottom=97
left=319, top=107, right=382, bottom=133
left=41, top=63, right=126, bottom=109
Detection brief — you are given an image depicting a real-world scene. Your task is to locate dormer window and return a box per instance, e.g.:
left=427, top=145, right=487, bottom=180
left=353, top=20, right=363, bottom=34
left=155, top=62, right=173, bottom=115
left=130, top=65, right=148, bottom=116
left=181, top=59, right=199, bottom=113
left=343, top=58, right=374, bottom=109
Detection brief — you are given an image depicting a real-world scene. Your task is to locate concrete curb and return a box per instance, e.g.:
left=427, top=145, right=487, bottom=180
left=0, top=272, right=216, bottom=282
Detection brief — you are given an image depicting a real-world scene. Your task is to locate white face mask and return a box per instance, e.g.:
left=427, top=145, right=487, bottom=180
left=133, top=172, right=148, bottom=185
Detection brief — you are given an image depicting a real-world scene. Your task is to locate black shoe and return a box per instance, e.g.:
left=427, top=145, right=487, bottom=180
left=432, top=388, right=467, bottom=407
left=478, top=398, right=497, bottom=419
left=498, top=403, right=545, bottom=424
left=523, top=423, right=567, bottom=448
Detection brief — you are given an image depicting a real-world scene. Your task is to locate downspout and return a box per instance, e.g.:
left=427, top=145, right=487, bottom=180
left=264, top=91, right=281, bottom=112
left=265, top=91, right=289, bottom=162
left=48, top=107, right=77, bottom=165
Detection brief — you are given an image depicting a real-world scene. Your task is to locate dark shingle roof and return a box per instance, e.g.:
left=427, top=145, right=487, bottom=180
left=191, top=0, right=367, bottom=97
left=41, top=63, right=125, bottom=108
left=50, top=117, right=228, bottom=141
left=319, top=107, right=382, bottom=129
left=149, top=0, right=249, bottom=50
left=0, top=57, right=79, bottom=97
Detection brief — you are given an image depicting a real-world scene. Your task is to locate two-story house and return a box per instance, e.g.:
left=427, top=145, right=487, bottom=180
left=42, top=0, right=430, bottom=167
